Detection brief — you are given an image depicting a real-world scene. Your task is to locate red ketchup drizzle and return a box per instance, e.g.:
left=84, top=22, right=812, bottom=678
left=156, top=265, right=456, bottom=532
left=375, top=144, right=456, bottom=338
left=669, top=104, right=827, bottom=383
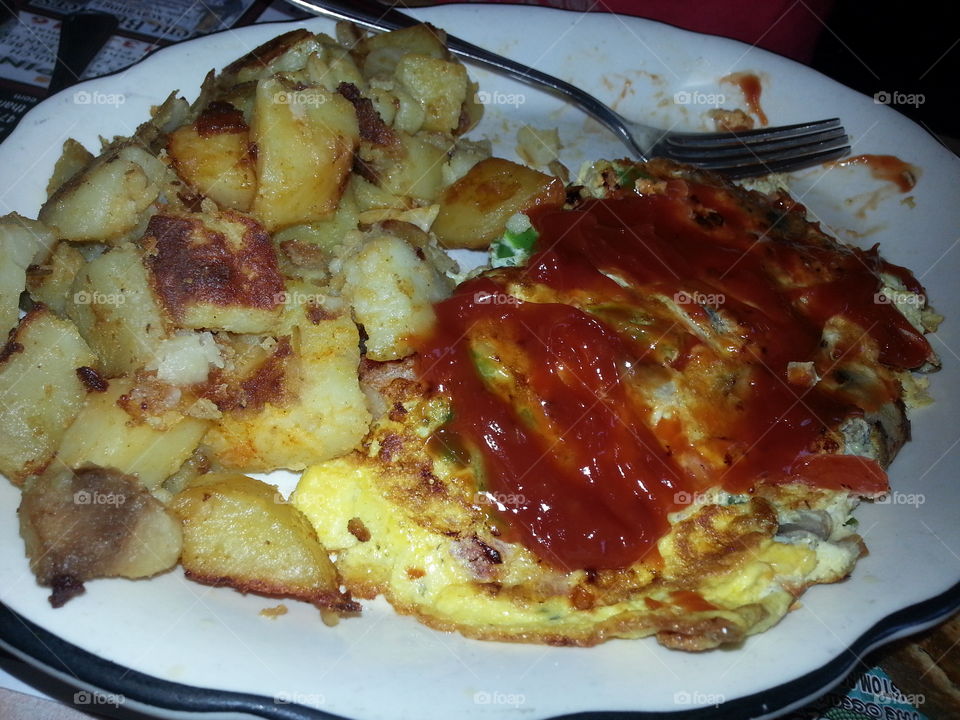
left=721, top=72, right=768, bottom=126
left=833, top=154, right=918, bottom=192
left=415, top=187, right=930, bottom=571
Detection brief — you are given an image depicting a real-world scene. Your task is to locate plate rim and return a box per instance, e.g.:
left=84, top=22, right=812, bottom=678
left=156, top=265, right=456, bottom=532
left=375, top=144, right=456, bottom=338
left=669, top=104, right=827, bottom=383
left=3, top=580, right=960, bottom=719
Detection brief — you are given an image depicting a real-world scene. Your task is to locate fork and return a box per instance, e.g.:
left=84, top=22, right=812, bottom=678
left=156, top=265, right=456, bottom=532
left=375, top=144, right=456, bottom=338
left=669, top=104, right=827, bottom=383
left=286, top=0, right=850, bottom=178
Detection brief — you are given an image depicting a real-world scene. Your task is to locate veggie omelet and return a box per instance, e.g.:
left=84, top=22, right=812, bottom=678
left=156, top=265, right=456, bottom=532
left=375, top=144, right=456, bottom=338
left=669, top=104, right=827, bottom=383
left=293, top=159, right=940, bottom=650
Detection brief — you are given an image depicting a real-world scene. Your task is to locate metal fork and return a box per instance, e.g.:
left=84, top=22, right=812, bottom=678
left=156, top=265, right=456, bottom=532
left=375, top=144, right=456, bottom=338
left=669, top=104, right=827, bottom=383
left=286, top=0, right=850, bottom=178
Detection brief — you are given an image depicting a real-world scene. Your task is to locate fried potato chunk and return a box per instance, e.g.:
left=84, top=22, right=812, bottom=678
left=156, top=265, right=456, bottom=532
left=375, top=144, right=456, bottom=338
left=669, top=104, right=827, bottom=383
left=45, top=138, right=94, bottom=198
left=56, top=377, right=211, bottom=492
left=39, top=143, right=166, bottom=243
left=305, top=39, right=366, bottom=91
left=141, top=210, right=284, bottom=334
left=203, top=306, right=370, bottom=471
left=172, top=472, right=357, bottom=611
left=393, top=54, right=467, bottom=134
left=0, top=214, right=57, bottom=336
left=167, top=102, right=257, bottom=211
left=359, top=131, right=449, bottom=202
left=342, top=233, right=450, bottom=360
left=251, top=78, right=360, bottom=231
left=66, top=243, right=170, bottom=377
left=19, top=465, right=182, bottom=607
left=431, top=158, right=565, bottom=249
left=219, top=29, right=320, bottom=85
left=26, top=241, right=85, bottom=317
left=356, top=24, right=448, bottom=79
left=0, top=307, right=96, bottom=483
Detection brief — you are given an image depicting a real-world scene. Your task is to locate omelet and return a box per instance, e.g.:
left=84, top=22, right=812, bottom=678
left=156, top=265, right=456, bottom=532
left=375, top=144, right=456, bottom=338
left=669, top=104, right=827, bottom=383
left=293, top=159, right=940, bottom=650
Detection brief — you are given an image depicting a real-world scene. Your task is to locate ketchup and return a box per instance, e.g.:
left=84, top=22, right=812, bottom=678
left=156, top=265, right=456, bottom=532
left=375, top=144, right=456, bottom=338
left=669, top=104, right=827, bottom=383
left=721, top=72, right=768, bottom=126
left=833, top=154, right=918, bottom=192
left=415, top=184, right=930, bottom=571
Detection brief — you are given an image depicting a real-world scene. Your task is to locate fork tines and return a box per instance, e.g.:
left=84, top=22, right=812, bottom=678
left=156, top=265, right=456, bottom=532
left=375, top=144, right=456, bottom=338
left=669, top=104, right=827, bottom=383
left=661, top=119, right=850, bottom=178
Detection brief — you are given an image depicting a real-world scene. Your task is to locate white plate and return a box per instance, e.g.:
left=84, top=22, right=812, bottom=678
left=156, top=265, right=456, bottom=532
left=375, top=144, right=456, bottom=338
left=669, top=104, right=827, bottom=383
left=1, top=6, right=959, bottom=720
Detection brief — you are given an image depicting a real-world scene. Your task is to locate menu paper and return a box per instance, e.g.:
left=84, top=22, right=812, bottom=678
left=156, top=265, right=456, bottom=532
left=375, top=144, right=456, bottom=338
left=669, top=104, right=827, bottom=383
left=0, top=0, right=273, bottom=142
left=785, top=667, right=928, bottom=718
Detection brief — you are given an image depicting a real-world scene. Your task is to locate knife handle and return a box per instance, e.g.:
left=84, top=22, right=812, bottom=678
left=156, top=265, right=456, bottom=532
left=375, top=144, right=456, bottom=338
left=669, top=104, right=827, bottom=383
left=48, top=11, right=119, bottom=94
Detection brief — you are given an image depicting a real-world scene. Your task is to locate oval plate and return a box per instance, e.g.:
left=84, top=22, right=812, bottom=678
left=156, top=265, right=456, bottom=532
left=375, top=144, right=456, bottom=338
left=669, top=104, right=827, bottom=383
left=1, top=6, right=959, bottom=719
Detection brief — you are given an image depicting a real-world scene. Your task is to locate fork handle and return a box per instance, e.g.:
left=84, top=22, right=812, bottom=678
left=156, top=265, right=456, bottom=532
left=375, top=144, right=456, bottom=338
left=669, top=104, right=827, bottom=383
left=285, top=0, right=645, bottom=157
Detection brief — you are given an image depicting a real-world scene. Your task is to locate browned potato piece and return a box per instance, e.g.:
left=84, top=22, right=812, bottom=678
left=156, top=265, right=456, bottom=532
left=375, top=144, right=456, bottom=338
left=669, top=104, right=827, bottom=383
left=198, top=333, right=294, bottom=414
left=204, top=306, right=370, bottom=472
left=141, top=210, right=284, bottom=334
left=359, top=132, right=449, bottom=202
left=306, top=41, right=366, bottom=91
left=341, top=233, right=450, bottom=360
left=458, top=80, right=484, bottom=135
left=431, top=158, right=565, bottom=249
left=251, top=77, right=360, bottom=231
left=134, top=92, right=190, bottom=149
left=220, top=29, right=320, bottom=85
left=45, top=138, right=93, bottom=198
left=57, top=377, right=211, bottom=493
left=19, top=465, right=182, bottom=607
left=274, top=184, right=360, bottom=285
left=356, top=24, right=448, bottom=79
left=66, top=243, right=169, bottom=377
left=0, top=307, right=96, bottom=483
left=172, top=472, right=357, bottom=611
left=393, top=54, right=467, bottom=134
left=0, top=213, right=58, bottom=336
left=167, top=102, right=257, bottom=211
left=39, top=143, right=166, bottom=243
left=26, top=242, right=85, bottom=316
